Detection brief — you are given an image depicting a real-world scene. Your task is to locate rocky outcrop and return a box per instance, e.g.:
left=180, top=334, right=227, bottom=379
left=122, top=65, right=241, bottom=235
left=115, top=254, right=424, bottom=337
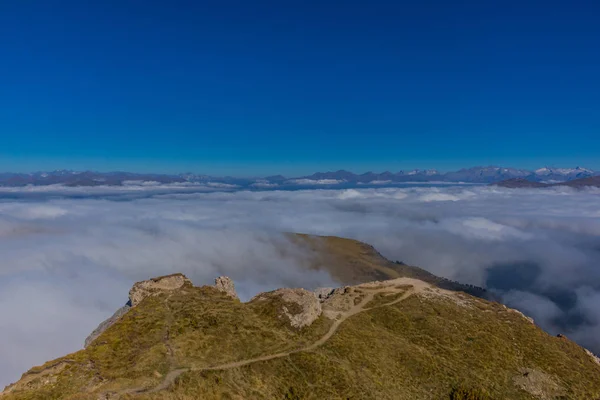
left=320, top=286, right=360, bottom=317
left=585, top=348, right=600, bottom=366
left=313, top=287, right=335, bottom=302
left=129, top=273, right=192, bottom=307
left=214, top=276, right=238, bottom=300
left=502, top=304, right=535, bottom=324
left=252, top=288, right=322, bottom=328
left=83, top=273, right=193, bottom=348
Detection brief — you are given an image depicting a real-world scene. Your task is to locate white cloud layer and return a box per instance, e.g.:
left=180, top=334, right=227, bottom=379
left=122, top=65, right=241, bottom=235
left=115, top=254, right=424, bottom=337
left=1, top=184, right=600, bottom=387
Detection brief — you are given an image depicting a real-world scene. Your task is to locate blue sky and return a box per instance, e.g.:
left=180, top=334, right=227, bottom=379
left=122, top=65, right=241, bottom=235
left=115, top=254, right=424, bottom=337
left=1, top=0, right=599, bottom=175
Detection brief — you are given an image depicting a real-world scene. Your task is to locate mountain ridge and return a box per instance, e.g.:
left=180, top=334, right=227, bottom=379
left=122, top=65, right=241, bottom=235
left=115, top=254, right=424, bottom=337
left=0, top=166, right=597, bottom=187
left=3, top=235, right=600, bottom=399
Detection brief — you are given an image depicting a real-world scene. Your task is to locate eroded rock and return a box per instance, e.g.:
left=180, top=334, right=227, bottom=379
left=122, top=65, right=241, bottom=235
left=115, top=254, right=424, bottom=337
left=129, top=273, right=192, bottom=307
left=252, top=288, right=322, bottom=328
left=502, top=304, right=535, bottom=324
left=83, top=273, right=193, bottom=348
left=585, top=348, right=600, bottom=366
left=321, top=287, right=360, bottom=316
left=214, top=276, right=238, bottom=300
left=313, top=287, right=335, bottom=302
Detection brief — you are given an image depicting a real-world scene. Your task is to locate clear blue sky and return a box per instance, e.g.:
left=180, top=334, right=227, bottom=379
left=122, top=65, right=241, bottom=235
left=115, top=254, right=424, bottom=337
left=1, top=0, right=599, bottom=175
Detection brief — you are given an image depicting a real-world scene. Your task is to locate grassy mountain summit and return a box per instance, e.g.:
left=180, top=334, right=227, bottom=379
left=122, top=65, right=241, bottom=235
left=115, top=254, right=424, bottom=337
left=3, top=236, right=600, bottom=399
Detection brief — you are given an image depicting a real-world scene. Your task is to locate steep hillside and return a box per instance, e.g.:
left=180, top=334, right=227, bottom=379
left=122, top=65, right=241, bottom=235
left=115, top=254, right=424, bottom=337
left=293, top=234, right=488, bottom=298
left=3, top=269, right=600, bottom=399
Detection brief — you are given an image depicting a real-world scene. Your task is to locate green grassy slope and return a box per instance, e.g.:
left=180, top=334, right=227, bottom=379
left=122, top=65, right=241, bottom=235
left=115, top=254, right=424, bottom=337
left=133, top=293, right=600, bottom=400
left=2, top=286, right=333, bottom=399
left=4, top=282, right=600, bottom=399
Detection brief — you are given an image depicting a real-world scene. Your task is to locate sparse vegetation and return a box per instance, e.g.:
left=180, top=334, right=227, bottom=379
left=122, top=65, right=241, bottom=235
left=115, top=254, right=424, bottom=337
left=364, top=289, right=407, bottom=308
left=449, top=385, right=491, bottom=400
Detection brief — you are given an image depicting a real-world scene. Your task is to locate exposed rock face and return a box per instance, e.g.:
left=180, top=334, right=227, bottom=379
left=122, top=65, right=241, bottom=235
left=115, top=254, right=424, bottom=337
left=320, top=286, right=358, bottom=317
left=129, top=273, right=192, bottom=307
left=84, top=305, right=131, bottom=348
left=313, top=287, right=335, bottom=302
left=214, top=276, right=238, bottom=300
left=502, top=304, right=535, bottom=324
left=585, top=348, right=600, bottom=366
left=252, top=288, right=322, bottom=328
left=83, top=273, right=193, bottom=348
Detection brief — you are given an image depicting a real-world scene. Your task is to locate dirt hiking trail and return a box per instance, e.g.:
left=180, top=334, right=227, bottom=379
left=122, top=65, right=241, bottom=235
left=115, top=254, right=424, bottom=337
left=107, top=278, right=432, bottom=398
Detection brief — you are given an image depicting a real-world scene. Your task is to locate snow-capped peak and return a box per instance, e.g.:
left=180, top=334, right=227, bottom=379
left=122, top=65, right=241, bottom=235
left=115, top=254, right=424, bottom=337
left=534, top=167, right=594, bottom=176
left=535, top=167, right=551, bottom=175
left=407, top=169, right=439, bottom=176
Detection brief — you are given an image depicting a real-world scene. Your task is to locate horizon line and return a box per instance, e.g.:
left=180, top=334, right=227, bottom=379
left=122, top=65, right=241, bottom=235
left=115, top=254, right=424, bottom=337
left=0, top=165, right=596, bottom=178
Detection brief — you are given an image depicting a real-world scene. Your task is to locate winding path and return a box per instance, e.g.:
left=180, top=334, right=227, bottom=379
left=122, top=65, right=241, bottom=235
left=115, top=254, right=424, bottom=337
left=110, top=279, right=427, bottom=398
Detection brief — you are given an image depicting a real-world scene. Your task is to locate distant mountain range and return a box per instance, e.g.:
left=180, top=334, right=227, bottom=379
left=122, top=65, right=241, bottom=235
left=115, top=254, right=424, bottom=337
left=0, top=166, right=597, bottom=187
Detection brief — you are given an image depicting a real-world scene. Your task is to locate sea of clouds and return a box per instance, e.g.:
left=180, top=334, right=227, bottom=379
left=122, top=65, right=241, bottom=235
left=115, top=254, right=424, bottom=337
left=1, top=183, right=600, bottom=387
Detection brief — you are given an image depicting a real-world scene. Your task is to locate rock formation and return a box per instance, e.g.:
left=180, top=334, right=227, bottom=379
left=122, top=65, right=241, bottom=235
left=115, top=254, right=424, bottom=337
left=252, top=288, right=322, bottom=328
left=214, top=276, right=239, bottom=300
left=84, top=273, right=193, bottom=348
left=585, top=348, right=600, bottom=366
left=129, top=273, right=192, bottom=307
left=502, top=304, right=535, bottom=324
left=313, top=287, right=335, bottom=302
